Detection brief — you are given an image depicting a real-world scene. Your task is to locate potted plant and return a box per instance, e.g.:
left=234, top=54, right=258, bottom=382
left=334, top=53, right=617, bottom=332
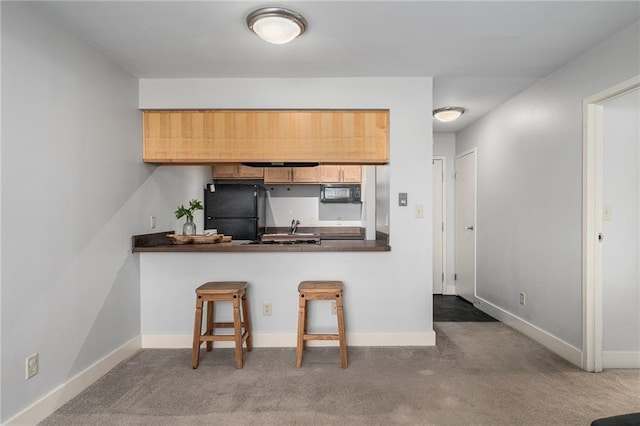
left=175, top=199, right=203, bottom=235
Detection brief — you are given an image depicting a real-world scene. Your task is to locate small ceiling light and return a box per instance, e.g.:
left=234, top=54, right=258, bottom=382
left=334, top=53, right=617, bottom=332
left=247, top=7, right=307, bottom=44
left=433, top=107, right=465, bottom=122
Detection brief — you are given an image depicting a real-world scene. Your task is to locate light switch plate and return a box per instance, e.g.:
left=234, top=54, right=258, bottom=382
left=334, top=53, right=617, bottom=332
left=399, top=192, right=408, bottom=206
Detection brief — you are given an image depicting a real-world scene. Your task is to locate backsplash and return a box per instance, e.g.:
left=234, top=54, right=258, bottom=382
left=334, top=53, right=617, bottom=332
left=265, top=185, right=362, bottom=228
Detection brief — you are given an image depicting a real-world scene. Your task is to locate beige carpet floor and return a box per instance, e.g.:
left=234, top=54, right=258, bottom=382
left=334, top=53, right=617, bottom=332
left=41, top=322, right=640, bottom=425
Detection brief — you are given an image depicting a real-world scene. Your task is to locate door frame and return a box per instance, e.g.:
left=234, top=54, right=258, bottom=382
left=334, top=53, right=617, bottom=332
left=454, top=148, right=477, bottom=302
left=433, top=156, right=446, bottom=294
left=582, top=75, right=640, bottom=372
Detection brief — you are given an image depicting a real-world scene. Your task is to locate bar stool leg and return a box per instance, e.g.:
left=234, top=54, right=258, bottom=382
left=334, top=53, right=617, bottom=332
left=233, top=294, right=243, bottom=369
left=206, top=300, right=214, bottom=352
left=296, top=293, right=307, bottom=368
left=336, top=293, right=348, bottom=368
left=302, top=297, right=308, bottom=351
left=192, top=296, right=204, bottom=369
left=241, top=292, right=253, bottom=351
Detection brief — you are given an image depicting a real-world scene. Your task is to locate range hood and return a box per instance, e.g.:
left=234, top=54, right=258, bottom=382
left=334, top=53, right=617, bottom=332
left=242, top=162, right=319, bottom=168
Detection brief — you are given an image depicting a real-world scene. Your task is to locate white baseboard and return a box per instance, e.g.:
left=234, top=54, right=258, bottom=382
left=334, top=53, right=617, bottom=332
left=142, top=330, right=436, bottom=348
left=474, top=297, right=583, bottom=368
left=5, top=336, right=141, bottom=426
left=602, top=351, right=640, bottom=369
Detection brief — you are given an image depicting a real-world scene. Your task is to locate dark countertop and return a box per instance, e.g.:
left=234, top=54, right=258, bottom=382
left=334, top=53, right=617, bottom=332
left=132, top=230, right=390, bottom=253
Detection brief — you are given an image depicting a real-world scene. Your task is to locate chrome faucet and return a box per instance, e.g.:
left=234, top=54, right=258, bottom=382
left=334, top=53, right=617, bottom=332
left=290, top=219, right=300, bottom=234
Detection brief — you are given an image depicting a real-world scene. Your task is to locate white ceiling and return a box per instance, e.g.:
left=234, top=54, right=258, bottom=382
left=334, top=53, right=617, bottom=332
left=37, top=1, right=640, bottom=132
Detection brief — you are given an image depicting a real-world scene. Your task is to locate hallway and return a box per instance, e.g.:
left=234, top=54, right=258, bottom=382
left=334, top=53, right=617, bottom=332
left=433, top=295, right=498, bottom=322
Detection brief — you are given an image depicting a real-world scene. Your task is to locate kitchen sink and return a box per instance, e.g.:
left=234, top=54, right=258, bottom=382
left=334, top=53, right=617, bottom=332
left=259, top=232, right=321, bottom=244
left=245, top=240, right=320, bottom=245
left=262, top=233, right=317, bottom=237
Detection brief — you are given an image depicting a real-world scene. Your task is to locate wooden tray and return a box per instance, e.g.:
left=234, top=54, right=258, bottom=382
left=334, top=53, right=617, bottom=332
left=167, top=234, right=228, bottom=244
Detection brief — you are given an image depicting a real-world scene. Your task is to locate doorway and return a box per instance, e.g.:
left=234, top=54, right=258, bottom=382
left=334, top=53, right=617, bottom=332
left=583, top=76, right=640, bottom=372
left=455, top=149, right=476, bottom=304
left=433, top=157, right=445, bottom=295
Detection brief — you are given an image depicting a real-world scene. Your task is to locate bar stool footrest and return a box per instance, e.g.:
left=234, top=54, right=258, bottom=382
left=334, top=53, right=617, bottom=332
left=303, top=334, right=340, bottom=340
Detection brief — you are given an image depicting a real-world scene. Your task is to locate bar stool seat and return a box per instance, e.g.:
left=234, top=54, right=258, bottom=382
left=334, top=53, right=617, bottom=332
left=192, top=281, right=252, bottom=369
left=296, top=280, right=347, bottom=368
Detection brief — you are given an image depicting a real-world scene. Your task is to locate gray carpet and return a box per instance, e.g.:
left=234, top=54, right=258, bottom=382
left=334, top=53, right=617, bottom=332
left=41, top=323, right=640, bottom=425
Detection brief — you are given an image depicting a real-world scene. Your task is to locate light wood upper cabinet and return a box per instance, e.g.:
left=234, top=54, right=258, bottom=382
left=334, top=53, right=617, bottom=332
left=214, top=163, right=361, bottom=184
left=264, top=167, right=319, bottom=184
left=341, top=166, right=362, bottom=182
left=143, top=110, right=389, bottom=164
left=263, top=168, right=290, bottom=183
left=212, top=164, right=263, bottom=179
left=293, top=167, right=320, bottom=183
left=319, top=165, right=362, bottom=183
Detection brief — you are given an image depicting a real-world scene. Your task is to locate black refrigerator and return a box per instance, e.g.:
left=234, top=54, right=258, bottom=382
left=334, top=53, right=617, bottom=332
left=204, top=183, right=266, bottom=241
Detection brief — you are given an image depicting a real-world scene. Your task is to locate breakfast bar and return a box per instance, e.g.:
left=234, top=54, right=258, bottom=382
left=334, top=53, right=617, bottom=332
left=132, top=231, right=391, bottom=253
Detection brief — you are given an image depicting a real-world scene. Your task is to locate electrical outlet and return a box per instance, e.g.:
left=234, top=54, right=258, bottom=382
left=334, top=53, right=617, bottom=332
left=331, top=301, right=337, bottom=315
left=519, top=292, right=526, bottom=306
left=150, top=215, right=157, bottom=229
left=26, top=353, right=38, bottom=379
left=263, top=302, right=272, bottom=316
left=415, top=204, right=424, bottom=218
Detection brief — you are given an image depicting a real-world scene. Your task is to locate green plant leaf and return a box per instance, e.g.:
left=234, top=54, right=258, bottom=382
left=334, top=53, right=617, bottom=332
left=189, top=199, right=203, bottom=211
left=175, top=199, right=202, bottom=221
left=175, top=205, right=188, bottom=219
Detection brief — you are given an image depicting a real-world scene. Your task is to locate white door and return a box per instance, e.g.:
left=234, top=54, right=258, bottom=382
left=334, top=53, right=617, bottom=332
left=601, top=88, right=640, bottom=368
left=583, top=77, right=639, bottom=371
left=433, top=158, right=445, bottom=294
left=455, top=150, right=476, bottom=303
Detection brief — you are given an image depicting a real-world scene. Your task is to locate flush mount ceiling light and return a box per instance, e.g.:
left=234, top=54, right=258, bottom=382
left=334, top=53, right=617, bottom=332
left=246, top=7, right=307, bottom=44
left=433, top=107, right=465, bottom=122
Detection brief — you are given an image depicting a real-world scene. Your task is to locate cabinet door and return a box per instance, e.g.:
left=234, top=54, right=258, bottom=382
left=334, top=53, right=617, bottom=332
left=212, top=163, right=264, bottom=179
left=292, top=167, right=319, bottom=183
left=318, top=165, right=361, bottom=182
left=341, top=166, right=362, bottom=183
left=212, top=164, right=241, bottom=178
left=237, top=164, right=264, bottom=178
left=264, top=168, right=291, bottom=183
left=319, top=166, right=342, bottom=183
left=143, top=110, right=389, bottom=164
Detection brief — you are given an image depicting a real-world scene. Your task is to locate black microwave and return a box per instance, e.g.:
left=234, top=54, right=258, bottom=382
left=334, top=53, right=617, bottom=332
left=320, top=184, right=361, bottom=203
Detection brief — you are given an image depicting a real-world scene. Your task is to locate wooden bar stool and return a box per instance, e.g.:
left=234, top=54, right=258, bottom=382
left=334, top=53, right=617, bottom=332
left=192, top=281, right=252, bottom=369
left=296, top=280, right=347, bottom=368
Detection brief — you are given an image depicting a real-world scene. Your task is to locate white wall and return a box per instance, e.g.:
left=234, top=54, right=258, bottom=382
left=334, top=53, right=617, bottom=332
left=376, top=164, right=391, bottom=234
left=138, top=78, right=433, bottom=342
left=456, top=22, right=640, bottom=351
left=0, top=2, right=4, bottom=419
left=0, top=3, right=174, bottom=422
left=264, top=185, right=363, bottom=228
left=433, top=133, right=456, bottom=293
left=602, top=89, right=640, bottom=356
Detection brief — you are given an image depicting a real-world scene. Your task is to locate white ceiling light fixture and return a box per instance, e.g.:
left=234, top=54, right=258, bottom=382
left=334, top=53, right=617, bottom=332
left=433, top=107, right=465, bottom=122
left=247, top=7, right=307, bottom=44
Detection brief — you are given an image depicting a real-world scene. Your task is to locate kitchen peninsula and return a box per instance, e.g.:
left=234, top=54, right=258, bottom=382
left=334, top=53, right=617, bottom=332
left=132, top=230, right=390, bottom=252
